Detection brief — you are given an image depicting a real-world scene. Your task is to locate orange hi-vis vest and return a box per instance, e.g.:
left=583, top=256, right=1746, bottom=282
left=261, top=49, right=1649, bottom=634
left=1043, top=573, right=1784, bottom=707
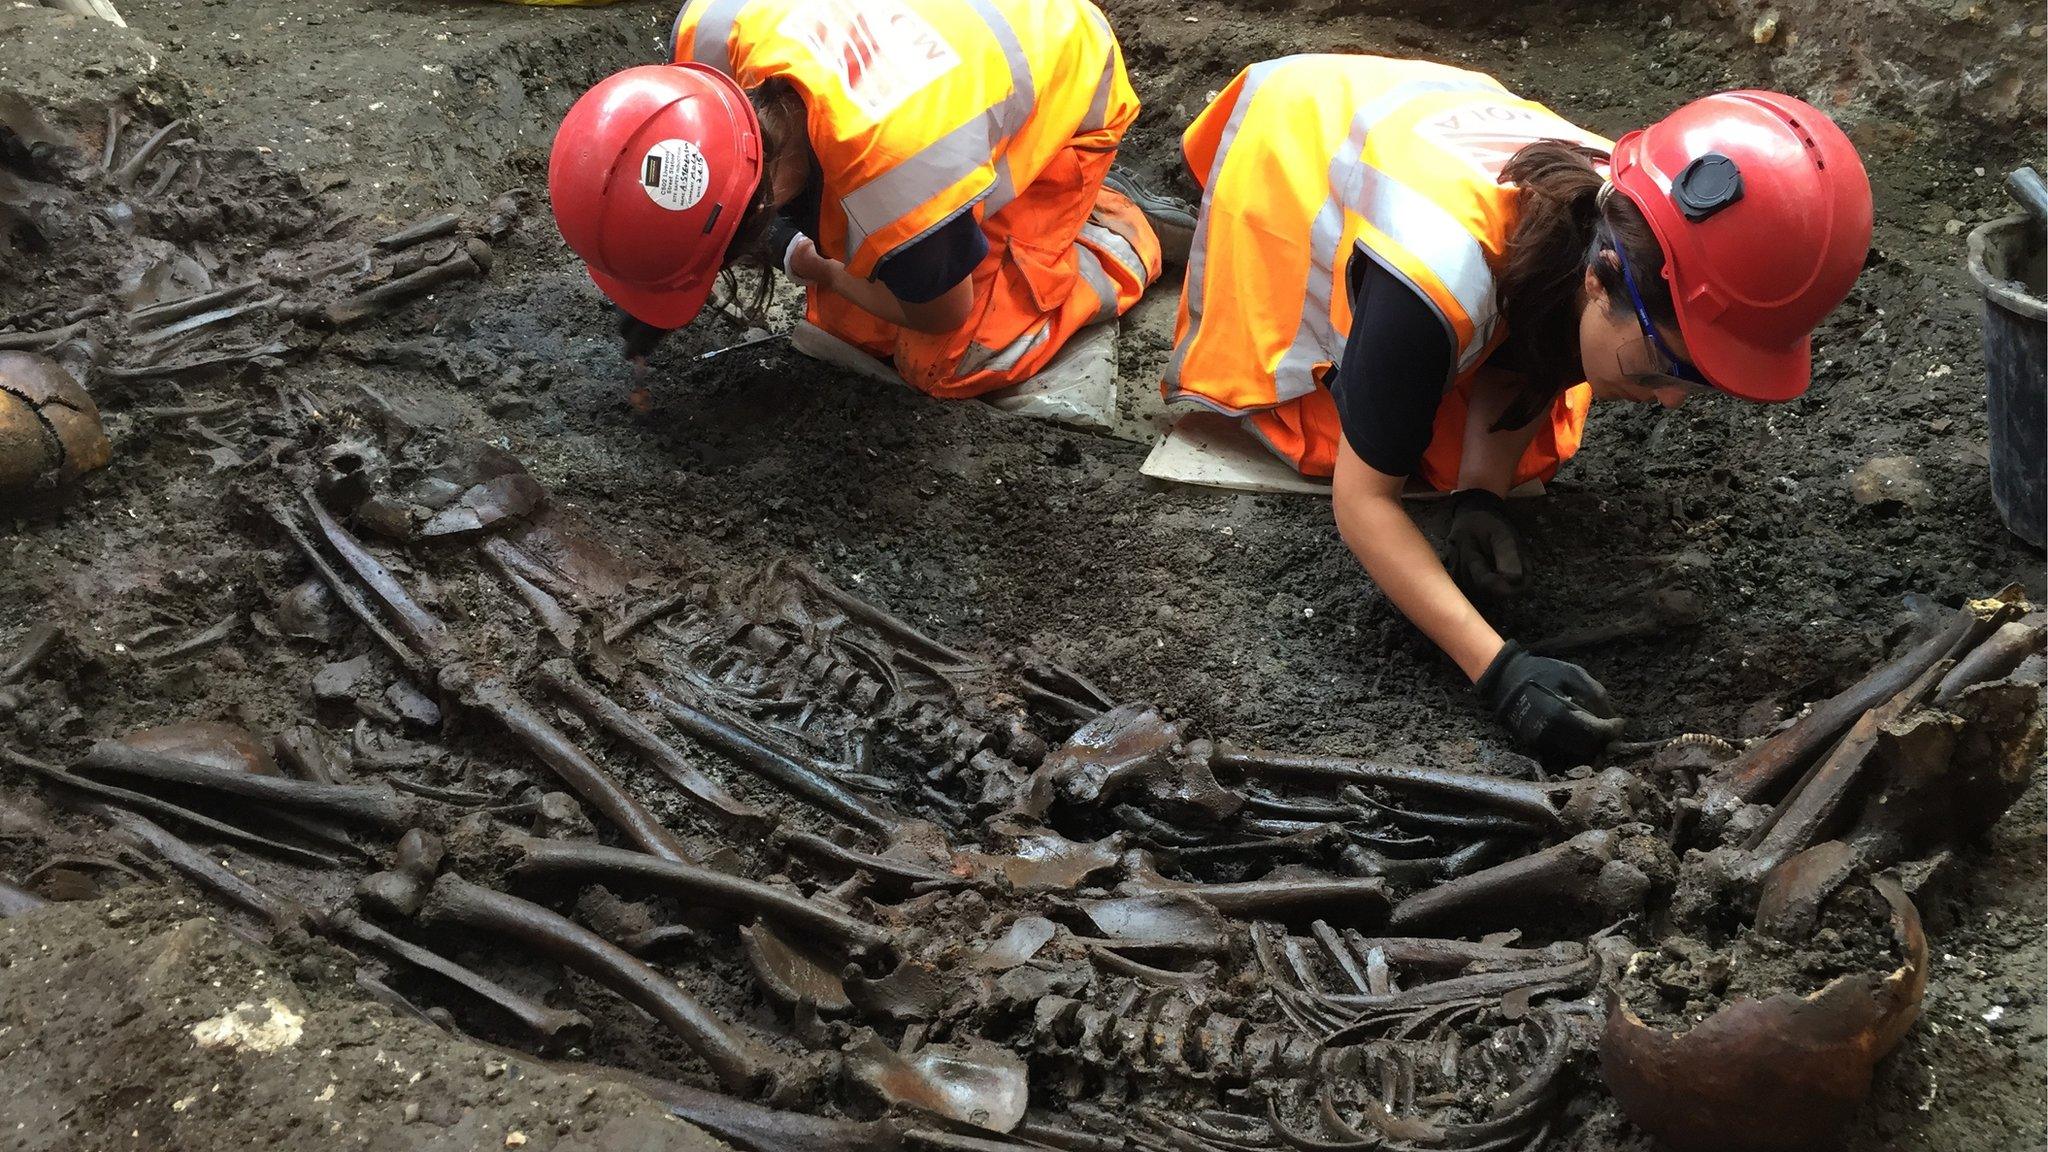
left=1165, top=54, right=1612, bottom=485
left=671, top=0, right=1134, bottom=283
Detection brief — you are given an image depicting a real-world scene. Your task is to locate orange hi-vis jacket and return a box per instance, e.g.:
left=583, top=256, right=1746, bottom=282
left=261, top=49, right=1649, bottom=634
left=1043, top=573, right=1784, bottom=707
left=670, top=0, right=1156, bottom=399
left=1165, top=55, right=1612, bottom=485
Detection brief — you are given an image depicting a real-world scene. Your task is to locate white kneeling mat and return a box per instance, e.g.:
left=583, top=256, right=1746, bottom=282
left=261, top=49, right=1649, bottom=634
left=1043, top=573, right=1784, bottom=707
left=979, top=321, right=1118, bottom=433
left=789, top=320, right=907, bottom=388
left=1140, top=411, right=1547, bottom=499
left=1139, top=412, right=1334, bottom=496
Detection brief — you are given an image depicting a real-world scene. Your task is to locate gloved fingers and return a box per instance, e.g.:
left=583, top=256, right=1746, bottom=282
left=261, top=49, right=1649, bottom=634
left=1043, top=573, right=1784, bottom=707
left=1550, top=661, right=1615, bottom=715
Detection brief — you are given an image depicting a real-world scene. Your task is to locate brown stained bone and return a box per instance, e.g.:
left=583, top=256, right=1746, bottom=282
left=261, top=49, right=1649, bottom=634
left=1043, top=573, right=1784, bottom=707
left=1167, top=875, right=1391, bottom=928
left=0, top=878, right=48, bottom=917
left=77, top=741, right=413, bottom=832
left=1039, top=705, right=1242, bottom=826
left=317, top=239, right=491, bottom=327
left=771, top=827, right=963, bottom=892
left=130, top=297, right=280, bottom=346
left=299, top=490, right=457, bottom=662
left=844, top=1033, right=1030, bottom=1132
left=108, top=118, right=186, bottom=189
left=1212, top=746, right=1566, bottom=833
left=505, top=836, right=892, bottom=961
left=1314, top=958, right=1595, bottom=1014
left=1753, top=840, right=1861, bottom=943
left=1528, top=588, right=1708, bottom=656
left=273, top=725, right=347, bottom=785
left=4, top=748, right=338, bottom=867
left=1339, top=932, right=1586, bottom=975
left=643, top=681, right=905, bottom=836
left=1737, top=652, right=1954, bottom=880
left=602, top=591, right=690, bottom=646
left=1, top=623, right=62, bottom=684
left=326, top=908, right=591, bottom=1049
left=784, top=563, right=976, bottom=669
left=539, top=660, right=761, bottom=827
left=1933, top=617, right=2043, bottom=704
left=481, top=544, right=581, bottom=651
left=374, top=211, right=462, bottom=251
left=125, top=281, right=261, bottom=329
left=417, top=872, right=798, bottom=1098
left=742, top=923, right=852, bottom=1013
left=1388, top=830, right=1634, bottom=932
left=91, top=804, right=305, bottom=927
left=1600, top=877, right=1928, bottom=1152
left=580, top=1068, right=912, bottom=1152
left=268, top=503, right=435, bottom=680
left=1700, top=606, right=1995, bottom=817
left=444, top=668, right=695, bottom=864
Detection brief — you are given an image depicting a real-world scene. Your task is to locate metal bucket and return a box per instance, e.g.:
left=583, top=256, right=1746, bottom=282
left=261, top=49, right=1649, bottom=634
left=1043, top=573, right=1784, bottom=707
left=1967, top=214, right=2046, bottom=548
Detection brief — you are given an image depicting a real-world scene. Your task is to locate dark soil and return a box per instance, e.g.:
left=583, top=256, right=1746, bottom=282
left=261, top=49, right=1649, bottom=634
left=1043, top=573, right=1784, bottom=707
left=0, top=0, right=2040, bottom=1149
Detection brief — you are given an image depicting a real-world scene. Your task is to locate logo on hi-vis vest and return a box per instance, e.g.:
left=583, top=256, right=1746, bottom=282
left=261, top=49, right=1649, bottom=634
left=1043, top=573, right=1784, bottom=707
left=1413, top=100, right=1607, bottom=179
left=779, top=0, right=960, bottom=121
left=638, top=138, right=710, bottom=212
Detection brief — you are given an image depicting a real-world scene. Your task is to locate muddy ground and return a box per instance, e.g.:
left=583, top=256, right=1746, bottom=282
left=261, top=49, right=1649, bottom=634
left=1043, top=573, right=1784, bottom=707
left=0, top=0, right=2042, bottom=1149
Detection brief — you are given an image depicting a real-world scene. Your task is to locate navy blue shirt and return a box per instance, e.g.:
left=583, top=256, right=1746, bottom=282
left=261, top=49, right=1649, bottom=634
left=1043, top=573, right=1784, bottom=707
left=1329, top=253, right=1455, bottom=478
left=779, top=163, right=987, bottom=304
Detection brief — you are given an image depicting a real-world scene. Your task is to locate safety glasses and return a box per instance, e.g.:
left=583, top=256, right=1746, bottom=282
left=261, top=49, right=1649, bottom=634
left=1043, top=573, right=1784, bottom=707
left=1611, top=243, right=1712, bottom=393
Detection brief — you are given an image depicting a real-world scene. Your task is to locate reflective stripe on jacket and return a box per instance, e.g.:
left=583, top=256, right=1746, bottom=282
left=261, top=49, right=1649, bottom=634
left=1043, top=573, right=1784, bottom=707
left=1166, top=54, right=1610, bottom=484
left=672, top=0, right=1132, bottom=282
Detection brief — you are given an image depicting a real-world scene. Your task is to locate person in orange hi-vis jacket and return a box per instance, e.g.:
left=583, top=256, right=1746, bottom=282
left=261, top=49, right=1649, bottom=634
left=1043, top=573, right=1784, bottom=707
left=548, top=0, right=1195, bottom=408
left=1164, top=55, right=1872, bottom=766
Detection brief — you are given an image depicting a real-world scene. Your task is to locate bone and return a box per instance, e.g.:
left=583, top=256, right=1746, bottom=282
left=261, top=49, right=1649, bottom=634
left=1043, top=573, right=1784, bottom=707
left=584, top=1069, right=909, bottom=1152
left=1213, top=746, right=1565, bottom=831
left=538, top=661, right=761, bottom=827
left=772, top=827, right=964, bottom=892
left=1702, top=606, right=1994, bottom=814
left=602, top=591, right=689, bottom=646
left=354, top=969, right=448, bottom=1031
left=102, top=341, right=290, bottom=380
left=373, top=211, right=462, bottom=251
left=1, top=623, right=61, bottom=684
left=91, top=803, right=305, bottom=926
left=0, top=878, right=47, bottom=917
left=788, top=564, right=975, bottom=668
left=268, top=503, right=435, bottom=679
left=317, top=240, right=491, bottom=327
left=417, top=872, right=794, bottom=1097
left=299, top=491, right=457, bottom=662
left=1315, top=958, right=1595, bottom=1013
left=108, top=118, right=186, bottom=189
left=845, top=1033, right=1029, bottom=1132
left=1388, top=830, right=1621, bottom=932
left=1169, top=876, right=1391, bottom=927
left=6, top=748, right=338, bottom=867
left=100, top=106, right=124, bottom=173
left=125, top=282, right=263, bottom=330
left=643, top=682, right=905, bottom=836
left=505, top=836, right=892, bottom=960
left=273, top=726, right=347, bottom=785
left=446, top=668, right=695, bottom=864
left=130, top=297, right=279, bottom=346
left=134, top=613, right=240, bottom=664
left=1339, top=932, right=1586, bottom=974
left=77, top=741, right=412, bottom=831
left=1934, top=618, right=2043, bottom=704
left=327, top=909, right=591, bottom=1049
left=480, top=545, right=581, bottom=650
left=0, top=321, right=88, bottom=352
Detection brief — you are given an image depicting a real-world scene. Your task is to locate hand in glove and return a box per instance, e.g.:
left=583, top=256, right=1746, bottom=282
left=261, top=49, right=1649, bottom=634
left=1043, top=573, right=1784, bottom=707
left=616, top=310, right=672, bottom=413
left=1445, top=489, right=1526, bottom=601
left=1475, top=641, right=1625, bottom=767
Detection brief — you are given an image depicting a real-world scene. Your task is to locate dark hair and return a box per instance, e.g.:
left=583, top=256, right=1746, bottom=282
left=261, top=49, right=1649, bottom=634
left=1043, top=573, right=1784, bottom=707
left=715, top=79, right=810, bottom=321
left=1493, top=140, right=1673, bottom=429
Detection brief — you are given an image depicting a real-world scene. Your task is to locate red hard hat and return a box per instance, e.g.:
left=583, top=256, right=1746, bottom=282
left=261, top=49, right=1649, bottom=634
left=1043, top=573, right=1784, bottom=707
left=1611, top=90, right=1872, bottom=402
left=548, top=63, right=763, bottom=329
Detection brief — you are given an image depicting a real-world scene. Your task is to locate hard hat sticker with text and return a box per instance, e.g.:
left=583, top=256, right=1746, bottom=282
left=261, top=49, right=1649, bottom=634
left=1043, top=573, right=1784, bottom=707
left=779, top=0, right=960, bottom=122
left=639, top=139, right=710, bottom=212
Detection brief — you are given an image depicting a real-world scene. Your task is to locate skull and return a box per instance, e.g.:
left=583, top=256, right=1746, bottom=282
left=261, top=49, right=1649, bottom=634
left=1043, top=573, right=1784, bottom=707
left=0, top=351, right=111, bottom=494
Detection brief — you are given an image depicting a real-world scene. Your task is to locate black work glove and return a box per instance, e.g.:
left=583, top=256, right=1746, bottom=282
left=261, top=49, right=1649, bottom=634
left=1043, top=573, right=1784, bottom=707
left=1446, top=489, right=1526, bottom=601
left=618, top=310, right=672, bottom=366
left=1475, top=640, right=1625, bottom=767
